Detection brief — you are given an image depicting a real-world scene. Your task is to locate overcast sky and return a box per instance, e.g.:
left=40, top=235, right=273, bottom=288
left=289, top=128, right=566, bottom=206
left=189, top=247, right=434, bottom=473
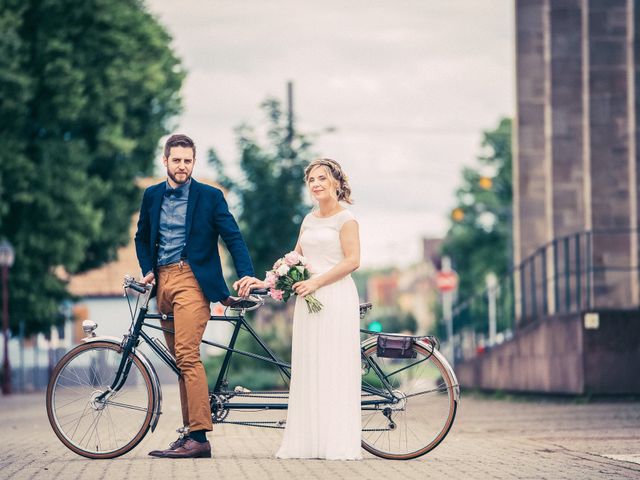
left=146, top=0, right=514, bottom=269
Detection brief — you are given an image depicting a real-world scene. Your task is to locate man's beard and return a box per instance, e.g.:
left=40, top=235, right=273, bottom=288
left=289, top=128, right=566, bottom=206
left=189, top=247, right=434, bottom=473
left=167, top=169, right=191, bottom=185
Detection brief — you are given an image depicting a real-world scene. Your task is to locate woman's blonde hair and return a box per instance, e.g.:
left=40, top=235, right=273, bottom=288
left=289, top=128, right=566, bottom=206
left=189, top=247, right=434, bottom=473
left=304, top=158, right=353, bottom=204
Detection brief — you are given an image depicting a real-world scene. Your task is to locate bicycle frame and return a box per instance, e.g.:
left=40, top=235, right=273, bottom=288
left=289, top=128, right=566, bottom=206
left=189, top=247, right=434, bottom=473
left=100, top=291, right=408, bottom=417
left=142, top=310, right=293, bottom=411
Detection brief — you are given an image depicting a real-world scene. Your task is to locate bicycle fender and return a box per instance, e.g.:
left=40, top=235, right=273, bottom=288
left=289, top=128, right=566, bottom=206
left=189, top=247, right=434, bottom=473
left=359, top=336, right=379, bottom=352
left=416, top=341, right=461, bottom=402
left=360, top=336, right=461, bottom=402
left=142, top=353, right=163, bottom=432
left=80, top=336, right=163, bottom=432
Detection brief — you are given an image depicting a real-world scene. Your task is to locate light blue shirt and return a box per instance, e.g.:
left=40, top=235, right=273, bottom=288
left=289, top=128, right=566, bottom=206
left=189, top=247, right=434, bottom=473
left=157, top=179, right=190, bottom=266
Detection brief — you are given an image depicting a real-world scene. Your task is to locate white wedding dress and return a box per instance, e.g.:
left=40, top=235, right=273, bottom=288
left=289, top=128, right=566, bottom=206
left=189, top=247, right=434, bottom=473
left=276, top=209, right=362, bottom=460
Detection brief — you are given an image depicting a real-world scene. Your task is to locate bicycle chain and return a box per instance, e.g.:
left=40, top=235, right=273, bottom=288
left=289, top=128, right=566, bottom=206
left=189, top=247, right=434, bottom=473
left=220, top=420, right=391, bottom=432
left=221, top=420, right=286, bottom=429
left=217, top=390, right=400, bottom=432
left=224, top=392, right=289, bottom=400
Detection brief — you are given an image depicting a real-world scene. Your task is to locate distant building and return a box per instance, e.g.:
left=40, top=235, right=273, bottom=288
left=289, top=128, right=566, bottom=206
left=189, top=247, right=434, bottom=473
left=367, top=272, right=398, bottom=309
left=422, top=238, right=443, bottom=269
left=365, top=237, right=443, bottom=334
left=397, top=261, right=437, bottom=334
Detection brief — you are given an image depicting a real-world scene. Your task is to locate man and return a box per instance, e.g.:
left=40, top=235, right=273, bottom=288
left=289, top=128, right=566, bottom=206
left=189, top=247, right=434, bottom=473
left=135, top=133, right=254, bottom=458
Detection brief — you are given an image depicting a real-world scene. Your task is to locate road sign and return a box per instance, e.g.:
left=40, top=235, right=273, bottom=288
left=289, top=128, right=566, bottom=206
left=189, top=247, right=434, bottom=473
left=436, top=270, right=458, bottom=293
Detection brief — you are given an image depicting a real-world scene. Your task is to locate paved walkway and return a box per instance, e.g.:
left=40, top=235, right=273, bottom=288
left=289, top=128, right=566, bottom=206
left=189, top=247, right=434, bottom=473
left=1, top=387, right=639, bottom=479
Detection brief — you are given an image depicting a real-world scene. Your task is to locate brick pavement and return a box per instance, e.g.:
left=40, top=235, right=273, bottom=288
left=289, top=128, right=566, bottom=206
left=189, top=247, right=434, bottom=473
left=1, top=387, right=639, bottom=480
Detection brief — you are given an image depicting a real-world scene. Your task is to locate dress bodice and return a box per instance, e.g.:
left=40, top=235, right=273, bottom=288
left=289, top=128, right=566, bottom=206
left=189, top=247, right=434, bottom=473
left=299, top=209, right=356, bottom=275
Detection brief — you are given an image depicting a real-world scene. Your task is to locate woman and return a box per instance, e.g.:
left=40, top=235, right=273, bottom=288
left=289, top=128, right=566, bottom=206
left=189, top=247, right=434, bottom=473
left=236, top=158, right=362, bottom=460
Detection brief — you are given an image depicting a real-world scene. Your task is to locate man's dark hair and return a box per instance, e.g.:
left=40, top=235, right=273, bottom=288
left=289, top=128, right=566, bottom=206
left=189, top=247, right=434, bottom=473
left=164, top=133, right=196, bottom=158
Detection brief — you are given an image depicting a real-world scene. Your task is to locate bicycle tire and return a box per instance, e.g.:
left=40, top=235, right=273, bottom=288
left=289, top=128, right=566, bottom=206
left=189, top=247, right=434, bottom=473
left=360, top=341, right=458, bottom=459
left=46, top=341, right=155, bottom=459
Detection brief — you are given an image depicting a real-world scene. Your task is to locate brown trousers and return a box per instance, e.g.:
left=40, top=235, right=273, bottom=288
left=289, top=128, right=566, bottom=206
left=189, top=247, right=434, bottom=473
left=157, top=263, right=213, bottom=432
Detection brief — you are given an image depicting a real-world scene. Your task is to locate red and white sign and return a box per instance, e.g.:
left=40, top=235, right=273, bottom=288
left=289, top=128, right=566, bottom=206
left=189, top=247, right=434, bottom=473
left=436, top=270, right=458, bottom=293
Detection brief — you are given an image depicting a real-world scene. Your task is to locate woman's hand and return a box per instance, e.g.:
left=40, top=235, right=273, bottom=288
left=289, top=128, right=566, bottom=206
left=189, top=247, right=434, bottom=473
left=292, top=278, right=321, bottom=297
left=233, top=276, right=267, bottom=297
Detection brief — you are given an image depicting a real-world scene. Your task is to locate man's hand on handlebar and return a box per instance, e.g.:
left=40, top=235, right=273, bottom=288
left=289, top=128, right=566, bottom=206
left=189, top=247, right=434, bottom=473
left=141, top=271, right=155, bottom=286
left=233, top=276, right=267, bottom=297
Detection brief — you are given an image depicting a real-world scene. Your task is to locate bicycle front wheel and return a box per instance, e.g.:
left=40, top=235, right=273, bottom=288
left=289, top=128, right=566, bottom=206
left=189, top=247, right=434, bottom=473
left=361, top=340, right=458, bottom=459
left=46, top=341, right=155, bottom=459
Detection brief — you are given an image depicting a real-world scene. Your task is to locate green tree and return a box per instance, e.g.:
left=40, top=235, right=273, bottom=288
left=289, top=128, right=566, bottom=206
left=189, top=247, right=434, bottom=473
left=209, top=98, right=315, bottom=279
left=440, top=117, right=512, bottom=332
left=0, top=0, right=184, bottom=335
left=375, top=312, right=418, bottom=334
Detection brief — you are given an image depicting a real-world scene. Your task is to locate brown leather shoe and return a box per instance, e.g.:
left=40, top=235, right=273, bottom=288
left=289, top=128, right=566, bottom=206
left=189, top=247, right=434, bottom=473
left=164, top=438, right=211, bottom=458
left=148, top=436, right=188, bottom=457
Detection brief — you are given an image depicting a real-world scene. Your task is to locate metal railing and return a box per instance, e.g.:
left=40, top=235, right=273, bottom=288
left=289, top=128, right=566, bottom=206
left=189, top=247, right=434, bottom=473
left=448, top=228, right=640, bottom=361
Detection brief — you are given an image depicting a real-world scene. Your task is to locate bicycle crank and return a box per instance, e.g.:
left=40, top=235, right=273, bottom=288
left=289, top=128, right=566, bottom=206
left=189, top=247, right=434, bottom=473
left=210, top=393, right=230, bottom=422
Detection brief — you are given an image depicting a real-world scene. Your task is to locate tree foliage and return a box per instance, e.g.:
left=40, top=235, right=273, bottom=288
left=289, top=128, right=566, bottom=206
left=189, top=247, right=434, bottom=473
left=209, top=98, right=315, bottom=279
left=0, top=0, right=184, bottom=334
left=374, top=312, right=418, bottom=334
left=440, top=117, right=512, bottom=331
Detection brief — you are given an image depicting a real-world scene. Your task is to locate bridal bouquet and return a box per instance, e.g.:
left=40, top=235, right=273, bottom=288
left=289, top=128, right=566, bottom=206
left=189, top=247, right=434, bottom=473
left=266, top=251, right=323, bottom=314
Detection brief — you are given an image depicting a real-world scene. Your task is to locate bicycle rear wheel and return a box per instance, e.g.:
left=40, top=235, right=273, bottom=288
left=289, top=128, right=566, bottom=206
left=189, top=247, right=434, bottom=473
left=46, top=341, right=154, bottom=459
left=360, top=340, right=458, bottom=459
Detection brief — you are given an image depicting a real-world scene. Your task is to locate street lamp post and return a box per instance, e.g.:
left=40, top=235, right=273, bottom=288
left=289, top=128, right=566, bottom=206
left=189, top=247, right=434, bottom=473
left=0, top=240, right=15, bottom=395
left=486, top=272, right=498, bottom=346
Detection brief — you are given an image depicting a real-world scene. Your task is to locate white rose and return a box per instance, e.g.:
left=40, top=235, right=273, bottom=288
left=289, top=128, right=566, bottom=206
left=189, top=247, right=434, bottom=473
left=277, top=264, right=290, bottom=276
left=298, top=255, right=307, bottom=265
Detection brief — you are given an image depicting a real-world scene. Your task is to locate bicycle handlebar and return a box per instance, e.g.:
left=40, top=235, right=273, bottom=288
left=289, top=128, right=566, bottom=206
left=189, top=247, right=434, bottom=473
left=123, top=275, right=152, bottom=294
left=123, top=275, right=267, bottom=297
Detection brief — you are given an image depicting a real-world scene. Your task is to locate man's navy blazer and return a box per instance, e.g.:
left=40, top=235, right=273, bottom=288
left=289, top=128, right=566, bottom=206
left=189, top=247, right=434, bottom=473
left=134, top=178, right=254, bottom=303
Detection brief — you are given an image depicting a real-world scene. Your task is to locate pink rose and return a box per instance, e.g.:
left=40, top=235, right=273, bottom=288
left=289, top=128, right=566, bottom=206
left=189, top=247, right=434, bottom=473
left=273, top=258, right=284, bottom=269
left=284, top=251, right=300, bottom=266
left=269, top=289, right=284, bottom=301
left=265, top=271, right=277, bottom=288
left=276, top=263, right=290, bottom=276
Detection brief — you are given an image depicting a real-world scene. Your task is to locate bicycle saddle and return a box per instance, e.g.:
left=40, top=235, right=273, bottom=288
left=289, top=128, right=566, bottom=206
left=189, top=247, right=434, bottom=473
left=222, top=295, right=263, bottom=311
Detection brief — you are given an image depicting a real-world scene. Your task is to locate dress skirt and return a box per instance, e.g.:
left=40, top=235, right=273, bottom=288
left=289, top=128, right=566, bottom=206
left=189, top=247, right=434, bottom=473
left=276, top=274, right=362, bottom=460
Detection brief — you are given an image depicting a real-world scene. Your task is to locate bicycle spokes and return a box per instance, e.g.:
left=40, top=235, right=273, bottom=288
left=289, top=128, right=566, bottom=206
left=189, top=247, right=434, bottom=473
left=360, top=343, right=457, bottom=459
left=47, top=343, right=154, bottom=458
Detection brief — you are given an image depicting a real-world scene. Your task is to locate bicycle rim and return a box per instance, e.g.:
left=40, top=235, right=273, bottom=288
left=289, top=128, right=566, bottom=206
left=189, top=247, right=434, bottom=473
left=360, top=342, right=457, bottom=459
left=46, top=341, right=154, bottom=459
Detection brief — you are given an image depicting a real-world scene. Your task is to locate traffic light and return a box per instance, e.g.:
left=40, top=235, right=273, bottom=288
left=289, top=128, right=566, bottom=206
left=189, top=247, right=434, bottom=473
left=479, top=176, right=493, bottom=190
left=368, top=321, right=383, bottom=333
left=451, top=208, right=465, bottom=222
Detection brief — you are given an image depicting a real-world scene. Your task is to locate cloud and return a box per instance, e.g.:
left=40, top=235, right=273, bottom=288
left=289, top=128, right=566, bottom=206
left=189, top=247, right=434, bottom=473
left=148, top=0, right=514, bottom=267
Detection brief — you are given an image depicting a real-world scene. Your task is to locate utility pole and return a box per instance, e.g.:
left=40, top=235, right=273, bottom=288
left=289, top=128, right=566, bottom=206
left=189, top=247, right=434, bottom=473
left=439, top=256, right=457, bottom=367
left=286, top=80, right=294, bottom=149
left=0, top=240, right=15, bottom=395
